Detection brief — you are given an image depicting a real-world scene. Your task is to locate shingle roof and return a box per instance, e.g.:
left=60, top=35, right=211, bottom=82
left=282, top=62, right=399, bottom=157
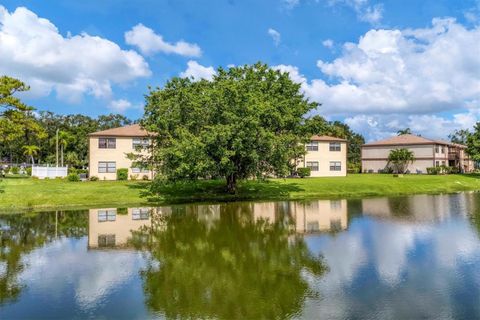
left=310, top=135, right=347, bottom=142
left=89, top=124, right=149, bottom=137
left=363, top=134, right=466, bottom=148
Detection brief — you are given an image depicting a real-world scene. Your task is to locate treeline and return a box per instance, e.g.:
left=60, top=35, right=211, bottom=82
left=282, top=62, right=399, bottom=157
left=0, top=111, right=134, bottom=166
left=1, top=74, right=366, bottom=172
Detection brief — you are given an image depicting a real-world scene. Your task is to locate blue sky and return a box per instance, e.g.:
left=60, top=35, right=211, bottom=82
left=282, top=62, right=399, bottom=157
left=0, top=0, right=479, bottom=141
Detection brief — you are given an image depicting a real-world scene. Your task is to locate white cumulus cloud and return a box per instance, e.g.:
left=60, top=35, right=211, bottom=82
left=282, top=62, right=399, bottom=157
left=268, top=28, right=281, bottom=46
left=180, top=60, right=216, bottom=81
left=109, top=99, right=133, bottom=112
left=272, top=18, right=480, bottom=141
left=125, top=23, right=201, bottom=57
left=0, top=6, right=151, bottom=103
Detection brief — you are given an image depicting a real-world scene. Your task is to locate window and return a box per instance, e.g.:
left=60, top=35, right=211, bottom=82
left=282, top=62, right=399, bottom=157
left=98, top=234, right=116, bottom=247
left=330, top=200, right=342, bottom=210
left=307, top=221, right=320, bottom=232
left=98, top=209, right=116, bottom=222
left=442, top=161, right=446, bottom=166
left=132, top=208, right=150, bottom=220
left=306, top=141, right=318, bottom=151
left=132, top=138, right=150, bottom=149
left=435, top=146, right=439, bottom=153
left=98, top=137, right=116, bottom=149
left=131, top=166, right=149, bottom=173
left=330, top=161, right=342, bottom=171
left=306, top=161, right=319, bottom=171
left=329, top=142, right=341, bottom=151
left=441, top=146, right=445, bottom=154
left=98, top=161, right=116, bottom=173
left=435, top=160, right=440, bottom=167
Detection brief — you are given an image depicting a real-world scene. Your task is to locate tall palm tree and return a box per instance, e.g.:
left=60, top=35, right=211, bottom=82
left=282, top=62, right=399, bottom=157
left=23, top=145, right=40, bottom=165
left=387, top=148, right=415, bottom=174
left=58, top=131, right=73, bottom=167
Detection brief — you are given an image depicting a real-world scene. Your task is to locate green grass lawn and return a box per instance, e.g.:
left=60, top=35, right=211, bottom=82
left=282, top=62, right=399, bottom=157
left=1, top=174, right=480, bottom=211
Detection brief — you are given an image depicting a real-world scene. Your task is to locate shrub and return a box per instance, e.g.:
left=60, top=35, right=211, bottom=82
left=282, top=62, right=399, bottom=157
left=297, top=167, right=311, bottom=178
left=142, top=174, right=150, bottom=181
left=68, top=167, right=77, bottom=174
left=117, top=207, right=128, bottom=215
left=26, top=167, right=32, bottom=176
left=117, top=168, right=128, bottom=181
left=67, top=173, right=80, bottom=182
left=10, top=167, right=19, bottom=174
left=427, top=167, right=440, bottom=175
left=89, top=176, right=99, bottom=181
left=130, top=174, right=139, bottom=181
left=347, top=163, right=361, bottom=174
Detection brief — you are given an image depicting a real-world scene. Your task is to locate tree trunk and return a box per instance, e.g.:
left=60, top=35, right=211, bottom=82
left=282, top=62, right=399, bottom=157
left=31, top=155, right=34, bottom=165
left=61, top=146, right=64, bottom=167
left=226, top=174, right=237, bottom=194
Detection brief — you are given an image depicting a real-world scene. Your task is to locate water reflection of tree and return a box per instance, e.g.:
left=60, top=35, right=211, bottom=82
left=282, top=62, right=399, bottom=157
left=0, top=211, right=88, bottom=304
left=130, top=205, right=328, bottom=319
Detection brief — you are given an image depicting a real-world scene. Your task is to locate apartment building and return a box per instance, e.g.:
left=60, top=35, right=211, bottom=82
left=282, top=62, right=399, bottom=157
left=361, top=134, right=474, bottom=174
left=88, top=124, right=153, bottom=180
left=89, top=125, right=348, bottom=180
left=296, top=135, right=348, bottom=177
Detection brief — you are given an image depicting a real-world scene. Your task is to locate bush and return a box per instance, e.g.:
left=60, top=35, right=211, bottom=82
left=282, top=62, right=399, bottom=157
left=347, top=163, right=361, bottom=174
left=427, top=167, right=440, bottom=175
left=26, top=167, right=32, bottom=176
left=89, top=176, right=99, bottom=181
left=296, top=167, right=311, bottom=178
left=130, top=174, right=139, bottom=181
left=67, top=173, right=80, bottom=182
left=142, top=175, right=150, bottom=181
left=117, top=168, right=128, bottom=181
left=68, top=167, right=77, bottom=174
left=10, top=167, right=19, bottom=174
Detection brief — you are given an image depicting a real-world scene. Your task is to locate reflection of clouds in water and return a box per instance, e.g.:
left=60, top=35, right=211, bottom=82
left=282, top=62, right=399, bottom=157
left=369, top=222, right=431, bottom=285
left=304, top=215, right=480, bottom=319
left=20, top=237, right=145, bottom=310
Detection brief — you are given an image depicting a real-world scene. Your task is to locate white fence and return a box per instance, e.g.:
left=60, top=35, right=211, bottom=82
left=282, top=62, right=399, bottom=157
left=32, top=165, right=68, bottom=179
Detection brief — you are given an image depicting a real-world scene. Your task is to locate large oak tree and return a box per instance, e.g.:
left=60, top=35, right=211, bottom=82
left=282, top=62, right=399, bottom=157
left=142, top=63, right=318, bottom=193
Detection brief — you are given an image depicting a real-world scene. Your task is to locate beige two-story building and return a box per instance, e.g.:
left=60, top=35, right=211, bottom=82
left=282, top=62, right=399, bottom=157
left=361, top=134, right=474, bottom=174
left=89, top=124, right=348, bottom=180
left=296, top=135, right=348, bottom=177
left=88, top=124, right=153, bottom=180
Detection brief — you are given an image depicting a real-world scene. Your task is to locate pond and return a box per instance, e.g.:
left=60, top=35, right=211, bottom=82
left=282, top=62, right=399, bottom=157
left=1, top=193, right=480, bottom=319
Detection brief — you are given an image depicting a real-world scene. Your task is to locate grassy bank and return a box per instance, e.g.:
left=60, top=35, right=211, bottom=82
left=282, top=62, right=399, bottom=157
left=1, top=174, right=480, bottom=211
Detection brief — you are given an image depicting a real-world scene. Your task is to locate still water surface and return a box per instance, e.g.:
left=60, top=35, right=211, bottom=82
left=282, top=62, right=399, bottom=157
left=1, top=193, right=480, bottom=319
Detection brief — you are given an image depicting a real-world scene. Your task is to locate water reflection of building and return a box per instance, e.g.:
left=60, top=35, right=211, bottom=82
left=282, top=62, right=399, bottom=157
left=252, top=200, right=348, bottom=233
left=88, top=207, right=154, bottom=249
left=361, top=193, right=473, bottom=222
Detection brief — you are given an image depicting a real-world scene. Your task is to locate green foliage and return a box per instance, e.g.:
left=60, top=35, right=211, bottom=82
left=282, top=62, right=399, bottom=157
left=467, top=122, right=480, bottom=163
left=449, top=129, right=471, bottom=145
left=143, top=63, right=317, bottom=193
left=25, top=167, right=32, bottom=176
left=387, top=148, right=415, bottom=174
left=10, top=166, right=19, bottom=174
left=397, top=128, right=412, bottom=135
left=67, top=173, right=80, bottom=182
left=304, top=116, right=365, bottom=165
left=347, top=162, right=362, bottom=174
left=129, top=207, right=327, bottom=319
left=142, top=175, right=150, bottom=181
left=89, top=176, right=99, bottom=181
left=116, top=168, right=129, bottom=181
left=427, top=167, right=440, bottom=175
left=296, top=167, right=311, bottom=178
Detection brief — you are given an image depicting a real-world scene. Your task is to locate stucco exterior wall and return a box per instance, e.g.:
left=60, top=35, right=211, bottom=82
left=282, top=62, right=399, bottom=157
left=89, top=136, right=152, bottom=180
left=297, top=141, right=347, bottom=177
left=88, top=207, right=152, bottom=248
